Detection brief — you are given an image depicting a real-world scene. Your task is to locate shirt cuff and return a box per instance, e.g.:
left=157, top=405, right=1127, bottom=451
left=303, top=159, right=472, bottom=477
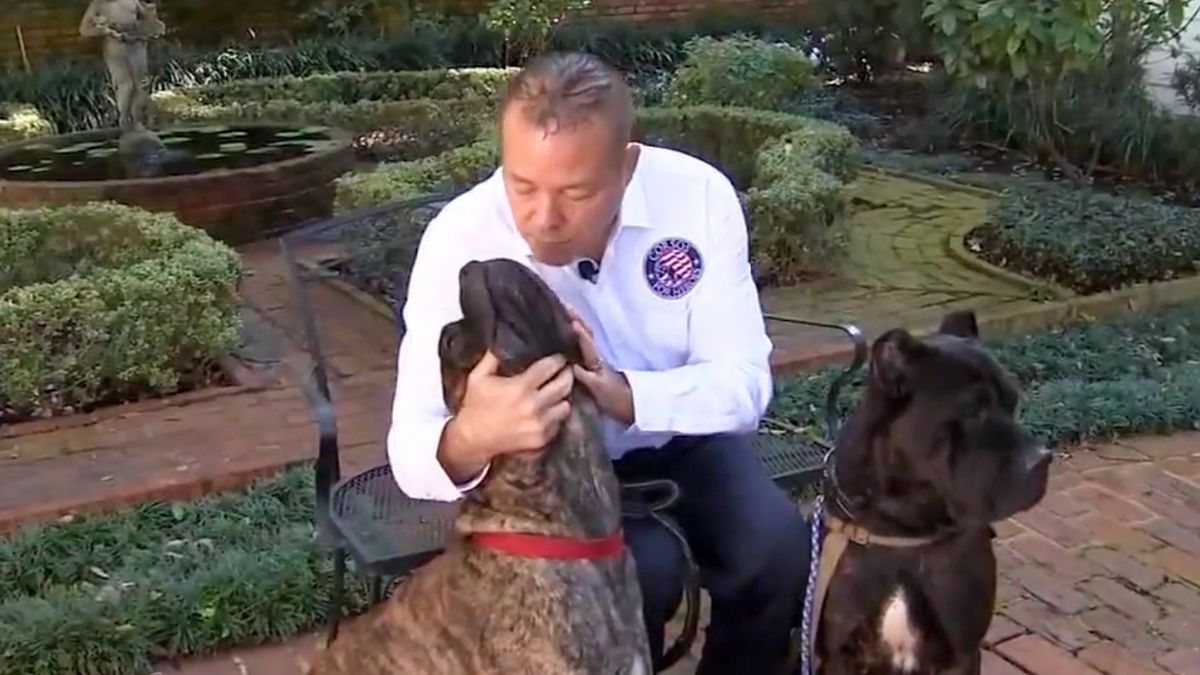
left=454, top=461, right=490, bottom=492
left=387, top=414, right=488, bottom=501
left=621, top=368, right=673, bottom=434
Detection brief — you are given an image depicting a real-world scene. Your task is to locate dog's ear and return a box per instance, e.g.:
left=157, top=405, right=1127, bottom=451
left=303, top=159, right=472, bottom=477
left=870, top=328, right=928, bottom=398
left=938, top=310, right=979, bottom=340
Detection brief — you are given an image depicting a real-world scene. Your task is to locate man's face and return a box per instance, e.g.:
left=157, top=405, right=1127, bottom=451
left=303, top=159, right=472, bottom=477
left=500, top=106, right=636, bottom=266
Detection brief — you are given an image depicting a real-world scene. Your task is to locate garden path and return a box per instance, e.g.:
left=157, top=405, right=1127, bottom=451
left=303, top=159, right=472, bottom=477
left=766, top=169, right=1051, bottom=368
left=153, top=432, right=1200, bottom=675
left=0, top=170, right=1052, bottom=531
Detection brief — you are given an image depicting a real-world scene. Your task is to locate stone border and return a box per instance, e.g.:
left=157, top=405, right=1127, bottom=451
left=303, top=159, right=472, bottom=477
left=943, top=228, right=1076, bottom=300
left=0, top=123, right=356, bottom=245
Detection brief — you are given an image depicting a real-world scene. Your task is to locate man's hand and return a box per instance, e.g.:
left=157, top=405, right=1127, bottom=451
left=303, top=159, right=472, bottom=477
left=438, top=350, right=574, bottom=483
left=567, top=307, right=635, bottom=426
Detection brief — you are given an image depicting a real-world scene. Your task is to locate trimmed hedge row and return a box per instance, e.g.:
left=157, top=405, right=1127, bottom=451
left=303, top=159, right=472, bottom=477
left=154, top=93, right=493, bottom=163
left=967, top=182, right=1200, bottom=294
left=174, top=67, right=518, bottom=106
left=6, top=301, right=1200, bottom=674
left=336, top=104, right=861, bottom=286
left=151, top=68, right=515, bottom=163
left=0, top=203, right=242, bottom=419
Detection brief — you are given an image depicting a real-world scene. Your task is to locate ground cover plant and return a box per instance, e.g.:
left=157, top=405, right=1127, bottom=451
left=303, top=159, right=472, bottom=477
left=4, top=299, right=1200, bottom=675
left=0, top=203, right=242, bottom=424
left=965, top=181, right=1200, bottom=294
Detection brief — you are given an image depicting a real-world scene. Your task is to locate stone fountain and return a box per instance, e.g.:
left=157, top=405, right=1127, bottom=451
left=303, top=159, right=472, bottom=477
left=0, top=0, right=354, bottom=245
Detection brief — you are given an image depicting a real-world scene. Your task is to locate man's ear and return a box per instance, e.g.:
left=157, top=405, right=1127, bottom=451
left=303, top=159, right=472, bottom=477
left=870, top=328, right=927, bottom=399
left=622, top=142, right=641, bottom=186
left=938, top=310, right=979, bottom=340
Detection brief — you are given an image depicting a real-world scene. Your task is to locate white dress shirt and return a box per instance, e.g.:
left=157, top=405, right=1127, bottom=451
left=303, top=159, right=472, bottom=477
left=386, top=143, right=775, bottom=502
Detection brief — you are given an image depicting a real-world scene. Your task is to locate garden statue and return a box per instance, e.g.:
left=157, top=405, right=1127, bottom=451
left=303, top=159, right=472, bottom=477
left=79, top=0, right=166, bottom=134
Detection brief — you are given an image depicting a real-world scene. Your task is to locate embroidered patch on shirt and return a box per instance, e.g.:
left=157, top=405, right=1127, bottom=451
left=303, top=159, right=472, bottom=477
left=643, top=237, right=704, bottom=299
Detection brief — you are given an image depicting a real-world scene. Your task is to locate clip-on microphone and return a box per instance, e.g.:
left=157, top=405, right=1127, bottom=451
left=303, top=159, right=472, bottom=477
left=576, top=258, right=600, bottom=284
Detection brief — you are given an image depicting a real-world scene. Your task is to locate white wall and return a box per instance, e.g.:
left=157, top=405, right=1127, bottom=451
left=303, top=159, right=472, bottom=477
left=1143, top=0, right=1200, bottom=113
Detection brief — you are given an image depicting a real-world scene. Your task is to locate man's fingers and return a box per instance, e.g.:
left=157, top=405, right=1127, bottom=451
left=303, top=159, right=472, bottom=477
left=519, top=353, right=568, bottom=388
left=574, top=328, right=601, bottom=370
left=468, top=350, right=500, bottom=382
left=533, top=365, right=574, bottom=410
left=541, top=400, right=571, bottom=431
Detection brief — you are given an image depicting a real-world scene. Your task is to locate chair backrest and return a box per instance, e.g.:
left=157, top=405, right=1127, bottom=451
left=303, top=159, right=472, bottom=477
left=277, top=192, right=458, bottom=509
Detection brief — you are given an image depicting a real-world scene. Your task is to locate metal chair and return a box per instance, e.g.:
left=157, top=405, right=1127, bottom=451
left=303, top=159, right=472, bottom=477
left=280, top=194, right=868, bottom=671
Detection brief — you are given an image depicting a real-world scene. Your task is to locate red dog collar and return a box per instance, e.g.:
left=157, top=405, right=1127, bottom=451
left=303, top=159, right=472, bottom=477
left=472, top=529, right=625, bottom=560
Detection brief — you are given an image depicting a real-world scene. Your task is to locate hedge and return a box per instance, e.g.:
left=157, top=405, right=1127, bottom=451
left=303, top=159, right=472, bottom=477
left=5, top=300, right=1200, bottom=674
left=967, top=182, right=1200, bottom=294
left=337, top=105, right=861, bottom=286
left=0, top=11, right=819, bottom=134
left=175, top=67, right=518, bottom=106
left=662, top=33, right=820, bottom=111
left=0, top=203, right=242, bottom=420
left=0, top=103, right=54, bottom=144
left=151, top=69, right=515, bottom=162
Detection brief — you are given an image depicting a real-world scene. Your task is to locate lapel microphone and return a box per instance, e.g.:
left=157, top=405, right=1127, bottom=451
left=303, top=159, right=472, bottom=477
left=576, top=258, right=600, bottom=284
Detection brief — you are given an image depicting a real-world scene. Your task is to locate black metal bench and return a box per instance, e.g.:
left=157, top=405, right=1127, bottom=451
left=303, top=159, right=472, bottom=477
left=279, top=194, right=867, bottom=670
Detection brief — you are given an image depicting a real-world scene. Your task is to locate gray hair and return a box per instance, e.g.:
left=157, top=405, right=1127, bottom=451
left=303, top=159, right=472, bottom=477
left=500, top=51, right=634, bottom=147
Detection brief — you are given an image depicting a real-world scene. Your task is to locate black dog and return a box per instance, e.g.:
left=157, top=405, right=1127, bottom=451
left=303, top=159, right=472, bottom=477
left=801, top=310, right=1051, bottom=674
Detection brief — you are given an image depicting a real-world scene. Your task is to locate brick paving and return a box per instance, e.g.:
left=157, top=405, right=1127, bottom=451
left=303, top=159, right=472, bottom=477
left=153, top=432, right=1200, bottom=675
left=765, top=170, right=1051, bottom=365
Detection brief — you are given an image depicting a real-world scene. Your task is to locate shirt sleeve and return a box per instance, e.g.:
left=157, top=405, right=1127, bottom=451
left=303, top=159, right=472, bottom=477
left=385, top=212, right=488, bottom=502
left=620, top=169, right=775, bottom=436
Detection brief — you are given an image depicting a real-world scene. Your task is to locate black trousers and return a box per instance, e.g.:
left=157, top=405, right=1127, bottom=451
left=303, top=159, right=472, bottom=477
left=613, top=432, right=812, bottom=674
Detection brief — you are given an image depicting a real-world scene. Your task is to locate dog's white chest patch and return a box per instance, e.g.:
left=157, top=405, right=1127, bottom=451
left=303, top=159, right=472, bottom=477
left=627, top=654, right=649, bottom=675
left=879, top=588, right=921, bottom=672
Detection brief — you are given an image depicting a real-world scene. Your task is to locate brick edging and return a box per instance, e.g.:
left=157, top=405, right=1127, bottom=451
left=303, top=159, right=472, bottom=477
left=0, top=353, right=278, bottom=440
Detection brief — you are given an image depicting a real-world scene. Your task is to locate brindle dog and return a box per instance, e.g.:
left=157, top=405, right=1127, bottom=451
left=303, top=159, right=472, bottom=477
left=811, top=311, right=1051, bottom=675
left=307, top=258, right=651, bottom=675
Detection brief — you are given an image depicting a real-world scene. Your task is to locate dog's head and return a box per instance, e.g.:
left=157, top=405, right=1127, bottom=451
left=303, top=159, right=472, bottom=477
left=838, top=310, right=1051, bottom=533
left=438, top=258, right=582, bottom=412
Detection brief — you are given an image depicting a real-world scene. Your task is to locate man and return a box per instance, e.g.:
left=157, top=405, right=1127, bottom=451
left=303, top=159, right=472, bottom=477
left=387, top=51, right=810, bottom=673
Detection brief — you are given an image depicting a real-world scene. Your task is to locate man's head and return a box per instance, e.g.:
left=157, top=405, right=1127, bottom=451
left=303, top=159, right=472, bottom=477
left=499, top=52, right=640, bottom=265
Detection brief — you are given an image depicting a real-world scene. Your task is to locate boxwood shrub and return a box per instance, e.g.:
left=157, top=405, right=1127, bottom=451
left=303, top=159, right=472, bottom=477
left=180, top=67, right=517, bottom=105
left=662, top=33, right=820, bottom=111
left=338, top=105, right=860, bottom=286
left=0, top=203, right=242, bottom=419
left=153, top=68, right=515, bottom=162
left=0, top=103, right=54, bottom=143
left=968, top=182, right=1200, bottom=294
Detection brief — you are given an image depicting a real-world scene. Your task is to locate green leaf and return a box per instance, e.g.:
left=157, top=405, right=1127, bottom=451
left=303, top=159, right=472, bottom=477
left=1011, top=54, right=1028, bottom=79
left=941, top=12, right=958, bottom=35
left=1007, top=33, right=1023, bottom=56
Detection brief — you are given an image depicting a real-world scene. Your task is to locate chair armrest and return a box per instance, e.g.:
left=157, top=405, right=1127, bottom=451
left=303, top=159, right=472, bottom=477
left=763, top=314, right=868, bottom=441
left=295, top=364, right=341, bottom=519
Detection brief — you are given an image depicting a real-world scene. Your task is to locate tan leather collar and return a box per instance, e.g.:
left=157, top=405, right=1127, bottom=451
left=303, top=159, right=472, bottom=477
left=824, top=513, right=944, bottom=548
left=788, top=511, right=944, bottom=674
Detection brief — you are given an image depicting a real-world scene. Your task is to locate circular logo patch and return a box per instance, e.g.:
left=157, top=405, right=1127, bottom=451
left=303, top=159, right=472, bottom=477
left=643, top=237, right=704, bottom=300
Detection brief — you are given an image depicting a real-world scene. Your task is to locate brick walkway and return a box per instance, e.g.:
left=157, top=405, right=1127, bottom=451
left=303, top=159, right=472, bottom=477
left=153, top=432, right=1200, bottom=675
left=764, top=170, right=1051, bottom=362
